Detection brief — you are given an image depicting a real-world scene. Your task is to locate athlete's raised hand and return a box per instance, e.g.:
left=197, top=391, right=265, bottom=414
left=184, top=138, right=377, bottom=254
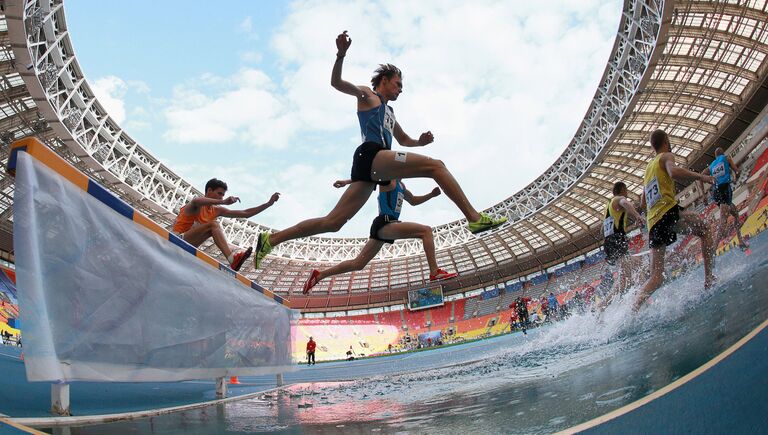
left=268, top=192, right=281, bottom=204
left=223, top=196, right=240, bottom=205
left=336, top=31, right=351, bottom=56
left=333, top=179, right=352, bottom=188
left=417, top=131, right=434, bottom=146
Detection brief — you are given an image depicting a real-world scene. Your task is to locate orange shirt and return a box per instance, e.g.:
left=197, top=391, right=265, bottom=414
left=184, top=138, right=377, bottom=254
left=172, top=204, right=220, bottom=233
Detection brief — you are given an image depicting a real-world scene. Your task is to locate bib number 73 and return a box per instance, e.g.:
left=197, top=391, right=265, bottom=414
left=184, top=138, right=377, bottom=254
left=645, top=177, right=662, bottom=209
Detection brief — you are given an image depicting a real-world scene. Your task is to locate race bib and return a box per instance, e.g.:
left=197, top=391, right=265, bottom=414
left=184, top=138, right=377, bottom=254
left=645, top=177, right=661, bottom=209
left=395, top=191, right=404, bottom=214
left=603, top=216, right=615, bottom=237
left=711, top=162, right=726, bottom=179
left=383, top=106, right=395, bottom=135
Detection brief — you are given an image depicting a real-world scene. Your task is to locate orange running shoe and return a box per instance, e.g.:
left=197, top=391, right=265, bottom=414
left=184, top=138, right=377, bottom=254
left=230, top=247, right=253, bottom=272
left=430, top=269, right=458, bottom=281
left=303, top=269, right=321, bottom=294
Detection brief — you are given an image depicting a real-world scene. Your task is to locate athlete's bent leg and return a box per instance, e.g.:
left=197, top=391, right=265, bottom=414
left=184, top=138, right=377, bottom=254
left=270, top=182, right=376, bottom=247
left=717, top=204, right=731, bottom=242
left=179, top=223, right=212, bottom=248
left=181, top=222, right=233, bottom=259
left=676, top=212, right=716, bottom=288
left=371, top=150, right=482, bottom=222
left=634, top=247, right=666, bottom=311
left=316, top=240, right=385, bottom=282
left=377, top=222, right=439, bottom=273
left=729, top=204, right=747, bottom=247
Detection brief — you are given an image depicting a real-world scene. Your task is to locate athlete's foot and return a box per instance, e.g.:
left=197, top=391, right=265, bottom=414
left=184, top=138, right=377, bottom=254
left=303, top=269, right=321, bottom=294
left=430, top=268, right=459, bottom=281
left=253, top=232, right=273, bottom=269
left=229, top=247, right=253, bottom=271
left=704, top=274, right=718, bottom=290
left=468, top=213, right=508, bottom=234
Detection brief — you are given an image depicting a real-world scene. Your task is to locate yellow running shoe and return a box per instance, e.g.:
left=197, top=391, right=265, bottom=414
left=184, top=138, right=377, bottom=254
left=253, top=232, right=273, bottom=269
left=468, top=213, right=508, bottom=234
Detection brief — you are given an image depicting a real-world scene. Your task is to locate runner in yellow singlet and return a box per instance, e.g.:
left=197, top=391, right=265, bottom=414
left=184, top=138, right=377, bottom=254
left=599, top=181, right=644, bottom=309
left=633, top=129, right=716, bottom=311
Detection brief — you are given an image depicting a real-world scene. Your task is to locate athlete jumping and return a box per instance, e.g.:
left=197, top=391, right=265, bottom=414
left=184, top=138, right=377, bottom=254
left=302, top=179, right=458, bottom=294
left=172, top=178, right=279, bottom=271
left=253, top=31, right=507, bottom=269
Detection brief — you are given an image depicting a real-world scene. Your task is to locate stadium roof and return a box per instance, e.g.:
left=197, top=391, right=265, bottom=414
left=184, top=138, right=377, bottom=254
left=0, top=0, right=767, bottom=301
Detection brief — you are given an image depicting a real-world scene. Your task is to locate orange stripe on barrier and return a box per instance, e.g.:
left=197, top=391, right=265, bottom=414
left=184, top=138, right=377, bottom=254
left=133, top=212, right=169, bottom=239
left=236, top=274, right=251, bottom=286
left=196, top=251, right=220, bottom=268
left=12, top=138, right=89, bottom=191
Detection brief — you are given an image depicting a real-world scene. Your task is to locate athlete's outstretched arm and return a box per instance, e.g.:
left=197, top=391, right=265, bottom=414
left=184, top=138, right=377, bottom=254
left=218, top=192, right=280, bottom=218
left=727, top=156, right=741, bottom=178
left=404, top=185, right=441, bottom=206
left=333, top=179, right=353, bottom=189
left=393, top=122, right=433, bottom=147
left=618, top=197, right=644, bottom=228
left=697, top=166, right=712, bottom=193
left=663, top=153, right=714, bottom=184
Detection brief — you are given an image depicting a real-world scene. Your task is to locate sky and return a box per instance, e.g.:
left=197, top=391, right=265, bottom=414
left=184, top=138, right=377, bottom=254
left=65, top=0, right=622, bottom=238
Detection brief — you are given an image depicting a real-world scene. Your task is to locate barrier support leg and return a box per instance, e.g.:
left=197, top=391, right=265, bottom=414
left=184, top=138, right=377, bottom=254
left=276, top=373, right=284, bottom=387
left=51, top=383, right=70, bottom=416
left=216, top=377, right=227, bottom=398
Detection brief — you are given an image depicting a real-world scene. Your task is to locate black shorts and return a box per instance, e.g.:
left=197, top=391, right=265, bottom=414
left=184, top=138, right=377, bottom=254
left=370, top=215, right=399, bottom=244
left=712, top=183, right=733, bottom=206
left=649, top=205, right=681, bottom=249
left=604, top=233, right=629, bottom=265
left=351, top=142, right=390, bottom=186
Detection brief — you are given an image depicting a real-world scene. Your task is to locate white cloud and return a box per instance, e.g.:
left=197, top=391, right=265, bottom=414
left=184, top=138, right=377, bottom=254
left=91, top=75, right=127, bottom=123
left=163, top=69, right=297, bottom=148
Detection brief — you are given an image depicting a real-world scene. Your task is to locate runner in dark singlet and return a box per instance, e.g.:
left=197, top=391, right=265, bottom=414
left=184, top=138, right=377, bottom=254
left=302, top=178, right=458, bottom=294
left=252, top=31, right=507, bottom=268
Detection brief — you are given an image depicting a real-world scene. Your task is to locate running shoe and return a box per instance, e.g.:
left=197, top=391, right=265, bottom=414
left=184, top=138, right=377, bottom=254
left=229, top=247, right=253, bottom=272
left=468, top=213, right=508, bottom=234
left=303, top=269, right=321, bottom=294
left=430, top=268, right=459, bottom=281
left=253, top=232, right=273, bottom=269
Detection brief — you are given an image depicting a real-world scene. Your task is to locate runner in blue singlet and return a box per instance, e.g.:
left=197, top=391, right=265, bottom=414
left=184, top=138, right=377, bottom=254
left=252, top=30, right=507, bottom=269
left=302, top=178, right=458, bottom=294
left=700, top=147, right=748, bottom=250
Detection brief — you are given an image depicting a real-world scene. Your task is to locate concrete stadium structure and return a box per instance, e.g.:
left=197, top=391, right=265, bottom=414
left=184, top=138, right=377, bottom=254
left=0, top=0, right=767, bottom=306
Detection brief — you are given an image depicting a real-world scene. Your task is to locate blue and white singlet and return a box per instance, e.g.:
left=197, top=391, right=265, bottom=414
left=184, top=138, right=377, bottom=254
left=709, top=155, right=731, bottom=186
left=378, top=180, right=404, bottom=220
left=357, top=93, right=395, bottom=149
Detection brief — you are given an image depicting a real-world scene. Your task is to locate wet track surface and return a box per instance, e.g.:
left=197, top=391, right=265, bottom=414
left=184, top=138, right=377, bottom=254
left=46, top=232, right=768, bottom=434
